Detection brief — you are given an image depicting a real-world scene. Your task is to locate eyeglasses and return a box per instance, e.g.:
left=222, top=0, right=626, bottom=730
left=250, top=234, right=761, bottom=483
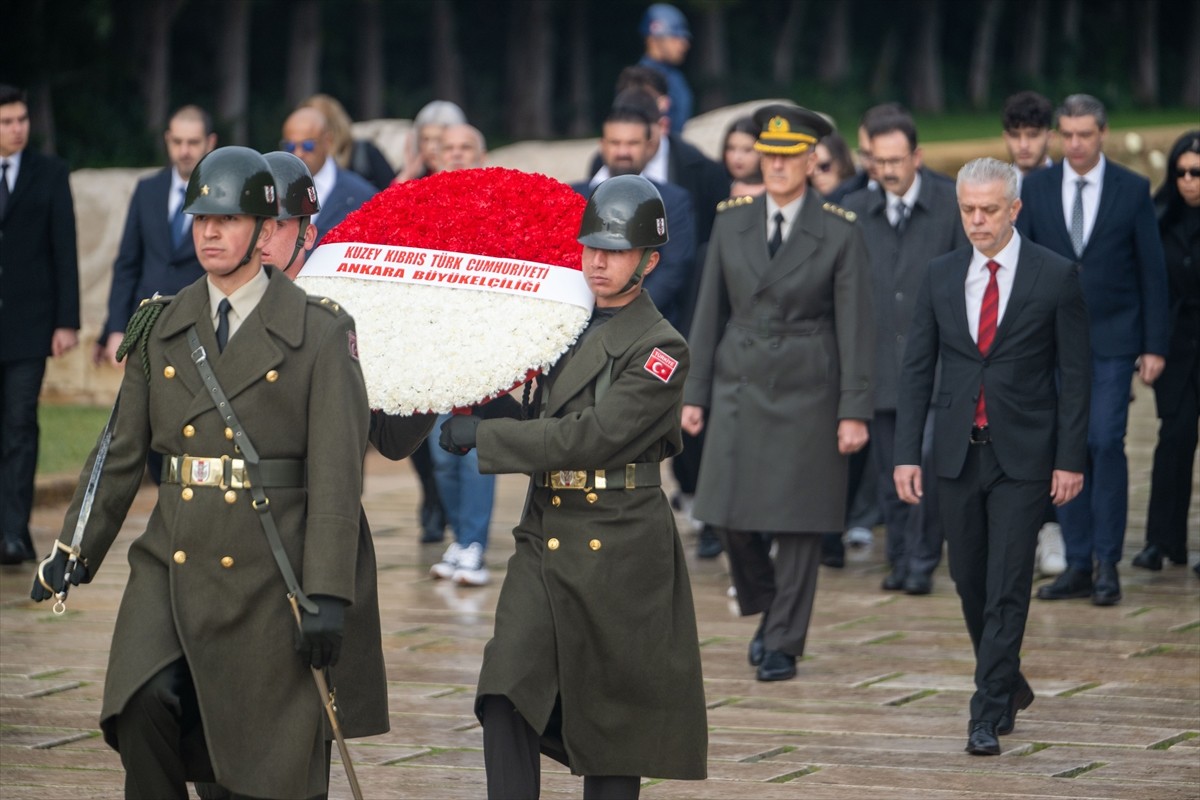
left=280, top=139, right=318, bottom=153
left=815, top=161, right=834, bottom=173
left=1177, top=167, right=1200, bottom=179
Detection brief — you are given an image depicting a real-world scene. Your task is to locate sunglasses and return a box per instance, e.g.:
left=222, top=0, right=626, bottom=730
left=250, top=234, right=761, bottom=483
left=815, top=161, right=834, bottom=173
left=1177, top=167, right=1200, bottom=179
left=280, top=139, right=318, bottom=153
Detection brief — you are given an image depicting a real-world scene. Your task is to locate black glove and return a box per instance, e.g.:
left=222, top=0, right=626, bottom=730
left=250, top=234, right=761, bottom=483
left=294, top=594, right=347, bottom=669
left=30, top=546, right=90, bottom=602
left=476, top=394, right=522, bottom=421
left=439, top=414, right=481, bottom=455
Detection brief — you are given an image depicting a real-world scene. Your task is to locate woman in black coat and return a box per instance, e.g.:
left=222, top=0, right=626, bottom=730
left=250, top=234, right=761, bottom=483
left=1133, top=130, right=1200, bottom=575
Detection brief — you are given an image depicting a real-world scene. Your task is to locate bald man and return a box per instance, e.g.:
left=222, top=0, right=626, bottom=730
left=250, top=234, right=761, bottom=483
left=280, top=106, right=376, bottom=244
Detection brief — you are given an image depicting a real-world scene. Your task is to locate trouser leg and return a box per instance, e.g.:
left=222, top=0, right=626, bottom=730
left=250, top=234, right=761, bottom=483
left=1145, top=380, right=1199, bottom=560
left=873, top=411, right=913, bottom=573
left=583, top=775, right=641, bottom=799
left=114, top=658, right=198, bottom=800
left=719, top=528, right=775, bottom=616
left=481, top=694, right=541, bottom=800
left=763, top=534, right=821, bottom=657
left=0, top=358, right=44, bottom=555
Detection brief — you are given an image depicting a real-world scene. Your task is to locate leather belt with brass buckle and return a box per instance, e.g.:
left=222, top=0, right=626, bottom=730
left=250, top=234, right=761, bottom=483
left=161, top=455, right=305, bottom=489
left=536, top=463, right=661, bottom=490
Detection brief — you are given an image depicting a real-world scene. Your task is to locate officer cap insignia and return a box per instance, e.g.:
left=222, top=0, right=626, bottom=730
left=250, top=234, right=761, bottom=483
left=200, top=185, right=210, bottom=196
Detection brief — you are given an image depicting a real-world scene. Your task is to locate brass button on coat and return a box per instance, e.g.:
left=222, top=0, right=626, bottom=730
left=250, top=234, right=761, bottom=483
left=183, top=424, right=195, bottom=438
left=224, top=490, right=238, bottom=504
left=181, top=487, right=194, bottom=501
left=547, top=538, right=560, bottom=550
left=589, top=539, right=602, bottom=551
left=220, top=556, right=234, bottom=568
left=586, top=492, right=598, bottom=504
left=225, top=427, right=234, bottom=440
left=163, top=365, right=176, bottom=379
left=173, top=551, right=186, bottom=564
left=265, top=370, right=279, bottom=383
left=551, top=496, right=561, bottom=507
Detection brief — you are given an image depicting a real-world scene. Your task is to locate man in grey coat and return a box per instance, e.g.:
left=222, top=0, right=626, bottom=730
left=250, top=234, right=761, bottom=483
left=843, top=109, right=967, bottom=595
left=683, top=104, right=874, bottom=682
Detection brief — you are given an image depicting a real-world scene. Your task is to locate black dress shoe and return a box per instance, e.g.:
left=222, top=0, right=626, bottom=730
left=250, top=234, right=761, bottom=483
left=997, top=680, right=1035, bottom=735
left=1131, top=545, right=1164, bottom=571
left=756, top=650, right=797, bottom=682
left=966, top=720, right=1001, bottom=755
left=1092, top=562, right=1121, bottom=606
left=1036, top=566, right=1092, bottom=600
left=0, top=539, right=28, bottom=566
left=696, top=526, right=723, bottom=559
left=748, top=616, right=766, bottom=667
left=820, top=532, right=845, bottom=568
left=881, top=566, right=907, bottom=591
left=903, top=573, right=932, bottom=595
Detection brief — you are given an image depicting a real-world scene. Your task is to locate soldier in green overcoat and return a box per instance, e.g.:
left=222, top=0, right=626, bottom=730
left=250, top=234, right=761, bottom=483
left=439, top=175, right=708, bottom=799
left=31, top=147, right=388, bottom=799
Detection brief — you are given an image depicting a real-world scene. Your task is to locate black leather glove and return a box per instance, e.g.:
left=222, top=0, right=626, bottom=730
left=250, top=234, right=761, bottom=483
left=294, top=594, right=347, bottom=669
left=30, top=546, right=90, bottom=602
left=476, top=394, right=522, bottom=421
left=439, top=414, right=481, bottom=455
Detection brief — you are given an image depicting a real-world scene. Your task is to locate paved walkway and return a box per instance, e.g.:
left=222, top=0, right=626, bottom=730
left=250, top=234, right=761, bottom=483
left=2, top=384, right=1197, bottom=799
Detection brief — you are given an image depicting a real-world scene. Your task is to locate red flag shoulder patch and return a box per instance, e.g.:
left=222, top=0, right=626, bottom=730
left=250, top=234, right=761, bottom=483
left=644, top=347, right=678, bottom=383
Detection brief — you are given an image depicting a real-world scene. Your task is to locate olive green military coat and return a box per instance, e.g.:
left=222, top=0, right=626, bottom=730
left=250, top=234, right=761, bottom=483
left=55, top=268, right=375, bottom=799
left=685, top=194, right=874, bottom=533
left=473, top=291, right=708, bottom=780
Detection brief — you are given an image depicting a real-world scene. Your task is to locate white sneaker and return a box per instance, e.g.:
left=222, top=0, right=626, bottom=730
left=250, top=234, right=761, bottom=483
left=845, top=526, right=874, bottom=548
left=430, top=542, right=463, bottom=580
left=452, top=542, right=490, bottom=586
left=1036, top=523, right=1067, bottom=577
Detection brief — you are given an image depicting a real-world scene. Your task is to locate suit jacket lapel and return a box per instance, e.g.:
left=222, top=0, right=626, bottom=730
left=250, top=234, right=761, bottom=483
left=543, top=292, right=660, bottom=418
left=1084, top=163, right=1119, bottom=256
left=992, top=241, right=1040, bottom=350
left=5, top=152, right=38, bottom=219
left=755, top=193, right=820, bottom=294
left=149, top=169, right=179, bottom=257
left=735, top=201, right=770, bottom=283
left=945, top=251, right=974, bottom=354
left=1041, top=162, right=1078, bottom=256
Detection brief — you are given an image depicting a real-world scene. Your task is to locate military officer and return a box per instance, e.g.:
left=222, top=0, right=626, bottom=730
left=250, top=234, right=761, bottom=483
left=440, top=175, right=708, bottom=798
left=32, top=146, right=379, bottom=799
left=682, top=104, right=875, bottom=682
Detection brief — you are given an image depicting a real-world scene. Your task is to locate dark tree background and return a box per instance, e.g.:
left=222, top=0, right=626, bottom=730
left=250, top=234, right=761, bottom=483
left=3, top=0, right=1197, bottom=168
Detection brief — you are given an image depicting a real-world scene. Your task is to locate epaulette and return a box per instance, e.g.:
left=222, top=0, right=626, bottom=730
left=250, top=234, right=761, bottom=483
left=117, top=294, right=174, bottom=380
left=716, top=195, right=755, bottom=213
left=822, top=201, right=857, bottom=223
left=307, top=295, right=347, bottom=316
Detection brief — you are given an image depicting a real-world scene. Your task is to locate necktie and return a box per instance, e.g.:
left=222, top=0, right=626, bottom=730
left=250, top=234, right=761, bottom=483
left=0, top=161, right=10, bottom=219
left=892, top=200, right=910, bottom=235
left=1069, top=177, right=1086, bottom=257
left=170, top=186, right=187, bottom=248
left=974, top=259, right=1000, bottom=428
left=215, top=299, right=232, bottom=353
left=768, top=211, right=784, bottom=258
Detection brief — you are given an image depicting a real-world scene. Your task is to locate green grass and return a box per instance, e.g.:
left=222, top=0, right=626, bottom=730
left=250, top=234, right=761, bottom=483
left=913, top=109, right=1199, bottom=143
left=36, top=405, right=111, bottom=476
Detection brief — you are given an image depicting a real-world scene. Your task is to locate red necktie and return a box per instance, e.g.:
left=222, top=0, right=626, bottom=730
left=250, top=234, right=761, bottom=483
left=974, top=259, right=1000, bottom=427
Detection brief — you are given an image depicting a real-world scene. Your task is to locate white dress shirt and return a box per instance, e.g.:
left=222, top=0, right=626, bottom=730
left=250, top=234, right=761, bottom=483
left=1061, top=154, right=1105, bottom=249
left=765, top=192, right=805, bottom=245
left=965, top=230, right=1022, bottom=343
left=311, top=158, right=338, bottom=227
left=0, top=150, right=22, bottom=191
left=886, top=172, right=922, bottom=227
left=207, top=267, right=270, bottom=344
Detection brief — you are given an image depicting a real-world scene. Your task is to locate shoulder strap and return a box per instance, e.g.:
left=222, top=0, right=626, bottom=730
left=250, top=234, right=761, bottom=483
left=185, top=326, right=317, bottom=614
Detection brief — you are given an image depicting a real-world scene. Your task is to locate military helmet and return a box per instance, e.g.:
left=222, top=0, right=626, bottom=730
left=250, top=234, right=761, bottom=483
left=264, top=151, right=320, bottom=220
left=577, top=174, right=669, bottom=250
left=184, top=146, right=277, bottom=218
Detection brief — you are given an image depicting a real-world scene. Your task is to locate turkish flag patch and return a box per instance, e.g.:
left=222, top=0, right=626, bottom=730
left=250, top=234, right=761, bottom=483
left=644, top=347, right=678, bottom=383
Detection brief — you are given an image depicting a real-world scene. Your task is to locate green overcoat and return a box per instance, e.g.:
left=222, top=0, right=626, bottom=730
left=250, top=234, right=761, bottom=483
left=473, top=290, right=708, bottom=780
left=54, top=268, right=376, bottom=799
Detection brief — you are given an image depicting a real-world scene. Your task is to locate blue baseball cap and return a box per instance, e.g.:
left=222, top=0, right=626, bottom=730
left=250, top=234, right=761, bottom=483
left=640, top=4, right=691, bottom=39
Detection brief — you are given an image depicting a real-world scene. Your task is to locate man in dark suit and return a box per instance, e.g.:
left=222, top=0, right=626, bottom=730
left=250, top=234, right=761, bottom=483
left=280, top=106, right=376, bottom=245
left=826, top=103, right=905, bottom=205
left=1018, top=94, right=1169, bottom=607
left=843, top=109, right=967, bottom=596
left=98, top=105, right=216, bottom=367
left=0, top=84, right=79, bottom=565
left=573, top=101, right=696, bottom=332
left=895, top=157, right=1090, bottom=756
left=683, top=104, right=873, bottom=683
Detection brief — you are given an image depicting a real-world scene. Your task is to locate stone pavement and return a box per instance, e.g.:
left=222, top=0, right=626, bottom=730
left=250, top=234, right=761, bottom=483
left=2, top=384, right=1197, bottom=800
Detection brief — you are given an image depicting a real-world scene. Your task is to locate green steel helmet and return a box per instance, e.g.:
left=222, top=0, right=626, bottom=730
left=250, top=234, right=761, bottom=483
left=577, top=174, right=669, bottom=250
left=263, top=151, right=320, bottom=220
left=184, top=146, right=278, bottom=218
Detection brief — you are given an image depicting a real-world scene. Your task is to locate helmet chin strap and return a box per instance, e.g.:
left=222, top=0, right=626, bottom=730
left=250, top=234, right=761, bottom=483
left=614, top=248, right=654, bottom=297
left=284, top=218, right=310, bottom=271
left=236, top=218, right=267, bottom=269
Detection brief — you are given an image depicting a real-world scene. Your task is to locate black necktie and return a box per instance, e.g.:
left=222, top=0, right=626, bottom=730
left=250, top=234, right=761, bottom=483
left=216, top=299, right=232, bottom=352
left=0, top=161, right=10, bottom=219
left=893, top=201, right=910, bottom=235
left=768, top=211, right=784, bottom=258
